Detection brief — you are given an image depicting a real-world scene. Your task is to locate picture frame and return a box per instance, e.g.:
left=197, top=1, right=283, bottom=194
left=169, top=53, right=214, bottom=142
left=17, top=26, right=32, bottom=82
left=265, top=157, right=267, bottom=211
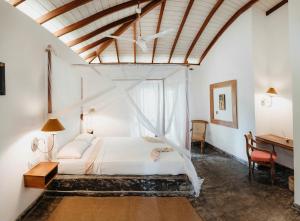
left=210, top=80, right=238, bottom=128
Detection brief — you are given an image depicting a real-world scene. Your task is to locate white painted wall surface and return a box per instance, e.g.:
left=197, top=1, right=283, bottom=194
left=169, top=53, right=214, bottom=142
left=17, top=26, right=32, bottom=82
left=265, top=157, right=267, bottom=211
left=289, top=0, right=300, bottom=206
left=0, top=2, right=83, bottom=220
left=189, top=10, right=255, bottom=161
left=253, top=5, right=293, bottom=168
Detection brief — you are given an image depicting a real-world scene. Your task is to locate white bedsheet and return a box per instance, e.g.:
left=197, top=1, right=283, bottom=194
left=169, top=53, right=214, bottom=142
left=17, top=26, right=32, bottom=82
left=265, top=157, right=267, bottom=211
left=58, top=137, right=186, bottom=175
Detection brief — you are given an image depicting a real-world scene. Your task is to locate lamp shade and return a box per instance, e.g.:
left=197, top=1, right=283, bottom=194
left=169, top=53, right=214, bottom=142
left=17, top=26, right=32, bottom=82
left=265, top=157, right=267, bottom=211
left=41, top=118, right=65, bottom=132
left=266, top=87, right=278, bottom=96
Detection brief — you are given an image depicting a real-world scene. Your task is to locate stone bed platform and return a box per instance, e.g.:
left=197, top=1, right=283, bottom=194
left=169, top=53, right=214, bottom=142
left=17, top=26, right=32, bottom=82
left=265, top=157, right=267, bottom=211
left=45, top=174, right=194, bottom=197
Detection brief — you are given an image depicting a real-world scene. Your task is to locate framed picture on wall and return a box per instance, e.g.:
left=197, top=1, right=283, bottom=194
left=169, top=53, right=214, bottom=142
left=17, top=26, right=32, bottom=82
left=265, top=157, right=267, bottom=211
left=210, top=80, right=238, bottom=128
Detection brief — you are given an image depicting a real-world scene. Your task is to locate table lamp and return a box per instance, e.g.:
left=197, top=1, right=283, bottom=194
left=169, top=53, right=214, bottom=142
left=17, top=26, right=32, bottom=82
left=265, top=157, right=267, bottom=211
left=41, top=118, right=65, bottom=161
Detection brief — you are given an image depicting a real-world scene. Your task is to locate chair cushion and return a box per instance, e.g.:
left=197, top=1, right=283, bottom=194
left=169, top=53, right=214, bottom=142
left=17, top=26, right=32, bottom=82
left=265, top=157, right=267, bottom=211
left=251, top=150, right=277, bottom=162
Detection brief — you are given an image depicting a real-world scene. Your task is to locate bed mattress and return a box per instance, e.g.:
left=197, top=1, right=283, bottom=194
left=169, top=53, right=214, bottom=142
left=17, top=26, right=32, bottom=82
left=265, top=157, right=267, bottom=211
left=58, top=137, right=186, bottom=176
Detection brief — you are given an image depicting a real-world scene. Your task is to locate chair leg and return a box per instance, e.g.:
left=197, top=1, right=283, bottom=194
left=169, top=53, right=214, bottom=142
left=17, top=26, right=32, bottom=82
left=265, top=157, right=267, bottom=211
left=200, top=141, right=204, bottom=154
left=248, top=161, right=252, bottom=180
left=252, top=162, right=255, bottom=177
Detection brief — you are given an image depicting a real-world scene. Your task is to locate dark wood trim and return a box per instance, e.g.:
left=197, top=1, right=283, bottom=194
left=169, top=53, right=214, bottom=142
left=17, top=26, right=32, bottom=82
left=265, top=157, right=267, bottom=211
left=168, top=0, right=194, bottom=63
left=84, top=62, right=195, bottom=65
left=114, top=40, right=120, bottom=63
left=76, top=36, right=111, bottom=54
left=266, top=0, right=288, bottom=16
left=184, top=0, right=223, bottom=63
left=9, top=0, right=25, bottom=6
left=36, top=0, right=92, bottom=24
left=133, top=23, right=137, bottom=63
left=93, top=0, right=163, bottom=61
left=67, top=14, right=136, bottom=47
left=54, top=0, right=151, bottom=37
left=210, top=80, right=238, bottom=129
left=152, top=0, right=166, bottom=63
left=199, top=0, right=258, bottom=64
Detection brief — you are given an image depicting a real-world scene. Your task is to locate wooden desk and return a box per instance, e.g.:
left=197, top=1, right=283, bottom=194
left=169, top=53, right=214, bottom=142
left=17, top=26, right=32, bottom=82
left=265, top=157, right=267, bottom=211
left=256, top=134, right=293, bottom=151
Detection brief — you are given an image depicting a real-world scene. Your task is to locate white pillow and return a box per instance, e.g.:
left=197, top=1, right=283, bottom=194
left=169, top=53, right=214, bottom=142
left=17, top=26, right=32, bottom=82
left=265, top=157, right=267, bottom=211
left=57, top=140, right=90, bottom=159
left=74, top=133, right=94, bottom=144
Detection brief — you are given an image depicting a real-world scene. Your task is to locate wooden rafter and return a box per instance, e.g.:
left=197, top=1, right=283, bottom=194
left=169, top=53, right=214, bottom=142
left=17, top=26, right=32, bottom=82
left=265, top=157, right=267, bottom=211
left=67, top=14, right=136, bottom=47
left=76, top=36, right=111, bottom=54
left=9, top=0, right=25, bottom=7
left=54, top=0, right=151, bottom=37
left=152, top=0, right=166, bottom=63
left=199, top=0, right=259, bottom=64
left=184, top=0, right=223, bottom=63
left=114, top=40, right=120, bottom=63
left=266, top=0, right=288, bottom=16
left=36, top=0, right=92, bottom=24
left=168, top=0, right=194, bottom=63
left=133, top=23, right=137, bottom=63
left=90, top=0, right=163, bottom=63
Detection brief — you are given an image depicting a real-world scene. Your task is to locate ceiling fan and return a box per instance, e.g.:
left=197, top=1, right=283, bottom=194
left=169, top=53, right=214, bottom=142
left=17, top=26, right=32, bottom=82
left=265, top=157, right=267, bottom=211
left=105, top=2, right=174, bottom=52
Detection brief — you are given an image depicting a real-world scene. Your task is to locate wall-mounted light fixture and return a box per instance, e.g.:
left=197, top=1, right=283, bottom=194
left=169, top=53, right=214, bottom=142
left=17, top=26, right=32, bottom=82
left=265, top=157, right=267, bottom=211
left=261, top=87, right=278, bottom=107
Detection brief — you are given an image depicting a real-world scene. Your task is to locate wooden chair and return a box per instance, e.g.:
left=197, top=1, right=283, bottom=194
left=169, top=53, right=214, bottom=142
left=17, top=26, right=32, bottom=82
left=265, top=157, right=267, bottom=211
left=191, top=120, right=208, bottom=154
left=244, top=131, right=277, bottom=184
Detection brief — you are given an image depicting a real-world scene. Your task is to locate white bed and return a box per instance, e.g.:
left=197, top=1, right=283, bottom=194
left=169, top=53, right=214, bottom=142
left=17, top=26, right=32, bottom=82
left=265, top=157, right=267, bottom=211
left=58, top=137, right=186, bottom=176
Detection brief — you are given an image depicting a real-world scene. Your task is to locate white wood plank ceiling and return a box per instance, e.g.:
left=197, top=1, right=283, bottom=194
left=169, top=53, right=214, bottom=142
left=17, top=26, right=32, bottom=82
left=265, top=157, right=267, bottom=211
left=6, top=0, right=286, bottom=65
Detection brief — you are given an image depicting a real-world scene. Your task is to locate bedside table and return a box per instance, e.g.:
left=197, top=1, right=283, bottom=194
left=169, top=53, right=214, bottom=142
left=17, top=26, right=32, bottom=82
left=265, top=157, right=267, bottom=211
left=24, top=162, right=58, bottom=188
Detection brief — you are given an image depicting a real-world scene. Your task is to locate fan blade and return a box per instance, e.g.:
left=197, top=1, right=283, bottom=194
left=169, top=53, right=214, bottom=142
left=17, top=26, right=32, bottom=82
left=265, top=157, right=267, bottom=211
left=106, top=35, right=136, bottom=43
left=143, top=29, right=174, bottom=42
left=136, top=41, right=148, bottom=52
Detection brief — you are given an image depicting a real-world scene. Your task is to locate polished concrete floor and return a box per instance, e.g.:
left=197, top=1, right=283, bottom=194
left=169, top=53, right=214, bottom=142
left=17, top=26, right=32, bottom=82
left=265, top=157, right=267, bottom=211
left=22, top=146, right=300, bottom=221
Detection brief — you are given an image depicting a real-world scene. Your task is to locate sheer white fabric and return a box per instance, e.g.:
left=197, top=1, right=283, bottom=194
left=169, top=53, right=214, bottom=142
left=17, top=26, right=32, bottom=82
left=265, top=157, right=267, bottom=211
left=70, top=64, right=203, bottom=196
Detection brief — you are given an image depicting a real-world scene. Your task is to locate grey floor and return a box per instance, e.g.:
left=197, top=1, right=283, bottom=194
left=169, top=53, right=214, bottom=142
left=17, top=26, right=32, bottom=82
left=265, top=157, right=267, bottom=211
left=22, top=146, right=300, bottom=221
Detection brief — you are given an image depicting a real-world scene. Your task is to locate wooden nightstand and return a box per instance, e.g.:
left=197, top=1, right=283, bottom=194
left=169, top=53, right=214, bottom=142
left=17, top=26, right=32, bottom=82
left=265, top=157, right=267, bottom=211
left=24, top=162, right=58, bottom=188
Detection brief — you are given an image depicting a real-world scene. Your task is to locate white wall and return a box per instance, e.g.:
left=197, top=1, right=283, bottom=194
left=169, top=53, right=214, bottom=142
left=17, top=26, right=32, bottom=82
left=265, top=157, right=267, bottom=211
left=253, top=5, right=293, bottom=168
left=189, top=9, right=255, bottom=161
left=0, top=2, right=83, bottom=220
left=289, top=0, right=300, bottom=206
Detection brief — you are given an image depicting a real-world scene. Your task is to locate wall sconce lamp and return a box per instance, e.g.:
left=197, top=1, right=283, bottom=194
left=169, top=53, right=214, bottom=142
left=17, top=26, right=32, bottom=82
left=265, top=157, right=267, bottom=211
left=266, top=87, right=278, bottom=96
left=41, top=118, right=65, bottom=161
left=261, top=87, right=278, bottom=107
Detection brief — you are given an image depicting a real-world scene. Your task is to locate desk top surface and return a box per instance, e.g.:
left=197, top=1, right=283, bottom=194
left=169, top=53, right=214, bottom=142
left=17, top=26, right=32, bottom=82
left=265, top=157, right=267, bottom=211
left=256, top=134, right=293, bottom=151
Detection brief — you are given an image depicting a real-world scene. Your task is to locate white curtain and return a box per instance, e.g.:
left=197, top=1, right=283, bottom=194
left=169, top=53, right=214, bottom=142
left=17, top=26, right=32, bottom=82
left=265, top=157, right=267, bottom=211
left=128, top=80, right=163, bottom=137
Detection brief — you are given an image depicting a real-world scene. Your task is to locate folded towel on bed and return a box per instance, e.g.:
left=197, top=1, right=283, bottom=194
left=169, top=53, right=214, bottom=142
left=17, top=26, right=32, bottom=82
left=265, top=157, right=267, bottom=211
left=150, top=147, right=174, bottom=161
left=143, top=136, right=164, bottom=143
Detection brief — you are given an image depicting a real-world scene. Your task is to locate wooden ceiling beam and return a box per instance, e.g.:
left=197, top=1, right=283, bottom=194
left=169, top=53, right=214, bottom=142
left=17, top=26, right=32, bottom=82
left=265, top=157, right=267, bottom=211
left=133, top=23, right=137, bottom=63
left=36, top=0, right=92, bottom=24
left=76, top=36, right=111, bottom=54
left=54, top=0, right=151, bottom=37
left=67, top=14, right=136, bottom=47
left=184, top=0, right=223, bottom=63
left=114, top=40, right=120, bottom=63
left=168, top=0, right=194, bottom=63
left=91, top=0, right=163, bottom=62
left=152, top=0, right=166, bottom=63
left=266, top=0, right=288, bottom=16
left=9, top=0, right=25, bottom=7
left=199, top=0, right=259, bottom=64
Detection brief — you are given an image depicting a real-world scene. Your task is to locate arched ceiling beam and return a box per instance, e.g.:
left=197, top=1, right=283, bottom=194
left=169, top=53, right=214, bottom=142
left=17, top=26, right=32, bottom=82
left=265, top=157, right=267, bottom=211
left=36, top=0, right=92, bottom=25
left=67, top=15, right=136, bottom=47
left=266, top=0, right=288, bottom=16
left=133, top=23, right=137, bottom=63
left=184, top=0, right=223, bottom=63
left=199, top=0, right=259, bottom=64
left=168, top=0, right=194, bottom=63
left=114, top=40, right=120, bottom=63
left=152, top=0, right=166, bottom=63
left=90, top=0, right=163, bottom=63
left=9, top=0, right=25, bottom=7
left=54, top=0, right=151, bottom=37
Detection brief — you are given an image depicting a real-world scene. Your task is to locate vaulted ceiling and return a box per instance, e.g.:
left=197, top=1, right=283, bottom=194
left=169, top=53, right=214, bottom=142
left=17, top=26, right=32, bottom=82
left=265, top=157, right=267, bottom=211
left=7, top=0, right=287, bottom=65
